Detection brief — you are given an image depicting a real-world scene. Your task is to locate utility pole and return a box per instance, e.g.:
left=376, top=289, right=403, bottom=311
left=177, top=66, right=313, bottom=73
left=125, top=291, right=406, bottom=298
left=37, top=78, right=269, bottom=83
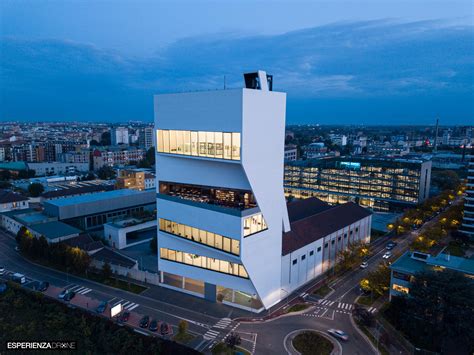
left=434, top=118, right=439, bottom=152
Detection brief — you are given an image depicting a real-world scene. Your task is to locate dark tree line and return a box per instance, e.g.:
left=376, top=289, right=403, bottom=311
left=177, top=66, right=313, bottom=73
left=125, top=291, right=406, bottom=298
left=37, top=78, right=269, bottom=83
left=385, top=270, right=474, bottom=353
left=16, top=227, right=90, bottom=274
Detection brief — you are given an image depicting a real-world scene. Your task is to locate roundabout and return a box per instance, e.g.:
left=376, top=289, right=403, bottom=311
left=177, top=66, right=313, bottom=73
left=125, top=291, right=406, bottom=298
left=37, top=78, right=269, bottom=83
left=283, top=328, right=342, bottom=355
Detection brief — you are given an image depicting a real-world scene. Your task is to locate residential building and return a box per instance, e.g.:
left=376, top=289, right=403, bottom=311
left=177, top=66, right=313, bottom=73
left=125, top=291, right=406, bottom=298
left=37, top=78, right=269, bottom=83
left=329, top=134, right=347, bottom=147
left=139, top=127, right=155, bottom=150
left=284, top=156, right=432, bottom=211
left=389, top=251, right=474, bottom=299
left=303, top=142, right=327, bottom=159
left=460, top=155, right=474, bottom=238
left=0, top=189, right=29, bottom=212
left=92, top=147, right=145, bottom=170
left=27, top=162, right=89, bottom=176
left=111, top=127, right=129, bottom=145
left=284, top=144, right=298, bottom=161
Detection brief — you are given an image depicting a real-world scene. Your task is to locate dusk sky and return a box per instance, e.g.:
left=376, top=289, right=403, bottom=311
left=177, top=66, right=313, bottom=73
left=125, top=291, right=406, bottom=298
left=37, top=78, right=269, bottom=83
left=1, top=0, right=473, bottom=125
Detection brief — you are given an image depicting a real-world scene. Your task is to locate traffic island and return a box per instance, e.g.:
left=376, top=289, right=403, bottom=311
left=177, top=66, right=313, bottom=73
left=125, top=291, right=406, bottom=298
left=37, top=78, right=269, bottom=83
left=284, top=329, right=341, bottom=355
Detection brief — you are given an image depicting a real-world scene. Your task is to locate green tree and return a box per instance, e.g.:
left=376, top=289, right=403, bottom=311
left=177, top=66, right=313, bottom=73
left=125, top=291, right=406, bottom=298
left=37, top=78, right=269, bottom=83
left=388, top=270, right=474, bottom=353
left=102, top=262, right=112, bottom=280
left=224, top=333, right=241, bottom=350
left=178, top=320, right=188, bottom=335
left=364, top=263, right=390, bottom=297
left=97, top=166, right=116, bottom=180
left=149, top=235, right=157, bottom=254
left=28, top=182, right=44, bottom=197
left=431, top=170, right=460, bottom=191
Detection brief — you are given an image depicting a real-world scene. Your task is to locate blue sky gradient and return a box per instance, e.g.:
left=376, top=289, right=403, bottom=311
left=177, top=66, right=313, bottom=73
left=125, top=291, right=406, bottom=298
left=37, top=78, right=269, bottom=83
left=1, top=1, right=473, bottom=124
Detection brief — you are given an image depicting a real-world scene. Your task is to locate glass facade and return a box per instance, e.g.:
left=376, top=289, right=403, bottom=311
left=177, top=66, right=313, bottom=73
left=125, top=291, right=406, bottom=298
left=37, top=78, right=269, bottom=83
left=243, top=213, right=268, bottom=237
left=284, top=157, right=424, bottom=211
left=159, top=218, right=240, bottom=255
left=159, top=181, right=256, bottom=210
left=160, top=247, right=249, bottom=278
left=157, top=129, right=241, bottom=160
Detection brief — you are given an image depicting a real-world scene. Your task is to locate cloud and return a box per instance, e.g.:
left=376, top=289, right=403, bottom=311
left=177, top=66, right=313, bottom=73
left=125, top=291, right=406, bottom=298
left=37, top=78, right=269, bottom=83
left=1, top=19, right=473, bottom=124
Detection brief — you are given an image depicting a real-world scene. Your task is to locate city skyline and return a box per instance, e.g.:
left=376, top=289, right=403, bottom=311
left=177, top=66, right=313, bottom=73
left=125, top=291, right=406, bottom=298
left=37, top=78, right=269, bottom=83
left=1, top=1, right=473, bottom=124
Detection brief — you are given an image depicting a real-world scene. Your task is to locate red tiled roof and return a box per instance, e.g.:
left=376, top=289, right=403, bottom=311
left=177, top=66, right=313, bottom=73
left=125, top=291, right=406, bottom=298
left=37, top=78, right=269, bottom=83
left=287, top=197, right=332, bottom=222
left=0, top=189, right=28, bottom=204
left=282, top=199, right=372, bottom=256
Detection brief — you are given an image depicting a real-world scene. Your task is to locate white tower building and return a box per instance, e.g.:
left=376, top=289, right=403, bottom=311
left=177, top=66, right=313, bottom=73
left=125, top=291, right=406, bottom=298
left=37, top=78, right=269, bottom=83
left=154, top=71, right=290, bottom=311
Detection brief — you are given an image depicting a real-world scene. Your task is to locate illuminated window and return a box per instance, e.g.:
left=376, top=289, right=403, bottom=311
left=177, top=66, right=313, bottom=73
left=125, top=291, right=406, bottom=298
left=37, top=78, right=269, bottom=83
left=159, top=218, right=240, bottom=256
left=243, top=213, right=268, bottom=237
left=392, top=284, right=409, bottom=294
left=160, top=247, right=248, bottom=279
left=157, top=129, right=241, bottom=161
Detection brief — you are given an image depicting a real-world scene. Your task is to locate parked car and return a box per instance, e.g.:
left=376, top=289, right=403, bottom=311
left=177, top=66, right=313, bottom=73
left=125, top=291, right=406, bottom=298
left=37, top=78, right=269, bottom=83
left=385, top=242, right=397, bottom=250
left=360, top=261, right=369, bottom=269
left=149, top=319, right=159, bottom=332
left=160, top=322, right=172, bottom=336
left=64, top=291, right=76, bottom=302
left=382, top=251, right=392, bottom=259
left=96, top=301, right=108, bottom=314
left=38, top=281, right=49, bottom=292
left=0, top=266, right=5, bottom=275
left=58, top=289, right=69, bottom=299
left=139, top=315, right=150, bottom=328
left=11, top=273, right=26, bottom=284
left=118, top=311, right=130, bottom=324
left=327, top=329, right=349, bottom=341
left=0, top=283, right=7, bottom=293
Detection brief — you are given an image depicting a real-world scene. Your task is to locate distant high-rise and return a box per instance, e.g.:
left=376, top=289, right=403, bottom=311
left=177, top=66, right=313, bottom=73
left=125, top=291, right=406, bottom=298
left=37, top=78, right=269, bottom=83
left=111, top=127, right=129, bottom=146
left=139, top=127, right=154, bottom=150
left=460, top=155, right=474, bottom=239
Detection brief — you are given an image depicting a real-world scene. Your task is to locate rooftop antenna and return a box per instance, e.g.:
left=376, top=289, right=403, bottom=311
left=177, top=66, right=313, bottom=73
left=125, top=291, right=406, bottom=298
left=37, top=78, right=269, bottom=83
left=434, top=117, right=439, bottom=152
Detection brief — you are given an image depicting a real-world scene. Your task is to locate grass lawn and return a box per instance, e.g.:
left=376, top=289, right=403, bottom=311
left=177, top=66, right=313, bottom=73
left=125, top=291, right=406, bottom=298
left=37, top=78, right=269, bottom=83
left=285, top=303, right=309, bottom=313
left=313, top=284, right=332, bottom=297
left=173, top=332, right=196, bottom=344
left=292, top=331, right=333, bottom=355
left=211, top=342, right=251, bottom=355
left=87, top=272, right=147, bottom=294
left=357, top=295, right=378, bottom=307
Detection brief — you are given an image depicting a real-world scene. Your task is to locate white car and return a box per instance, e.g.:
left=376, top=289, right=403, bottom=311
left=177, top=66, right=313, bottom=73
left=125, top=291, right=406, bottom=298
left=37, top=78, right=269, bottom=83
left=360, top=261, right=369, bottom=269
left=0, top=266, right=5, bottom=275
left=327, top=329, right=349, bottom=341
left=382, top=251, right=392, bottom=259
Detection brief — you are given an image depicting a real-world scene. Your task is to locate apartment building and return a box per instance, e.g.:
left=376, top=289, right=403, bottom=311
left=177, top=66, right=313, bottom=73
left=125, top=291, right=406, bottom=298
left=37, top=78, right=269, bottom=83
left=460, top=155, right=474, bottom=239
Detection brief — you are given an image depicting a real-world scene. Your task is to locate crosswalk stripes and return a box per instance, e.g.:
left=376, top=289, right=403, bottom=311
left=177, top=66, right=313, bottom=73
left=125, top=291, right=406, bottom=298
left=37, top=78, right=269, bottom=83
left=214, top=318, right=232, bottom=329
left=203, top=329, right=220, bottom=340
left=67, top=285, right=93, bottom=295
left=368, top=307, right=377, bottom=313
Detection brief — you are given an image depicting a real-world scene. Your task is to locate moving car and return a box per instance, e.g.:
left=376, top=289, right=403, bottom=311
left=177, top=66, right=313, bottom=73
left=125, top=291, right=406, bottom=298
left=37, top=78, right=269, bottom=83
left=382, top=251, right=392, bottom=259
left=160, top=322, right=172, bottom=336
left=38, top=281, right=49, bottom=292
left=385, top=242, right=397, bottom=250
left=360, top=261, right=369, bottom=269
left=139, top=315, right=150, bottom=328
left=149, top=319, right=159, bottom=332
left=64, top=291, right=76, bottom=301
left=327, top=329, right=349, bottom=341
left=0, top=266, right=5, bottom=275
left=96, top=301, right=108, bottom=314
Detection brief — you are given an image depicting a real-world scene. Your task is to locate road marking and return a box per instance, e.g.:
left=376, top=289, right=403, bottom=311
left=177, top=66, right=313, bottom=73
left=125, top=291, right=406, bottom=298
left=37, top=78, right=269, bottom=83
left=122, top=301, right=131, bottom=307
left=328, top=301, right=334, bottom=306
left=74, top=286, right=86, bottom=293
left=80, top=289, right=92, bottom=295
left=127, top=303, right=140, bottom=311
